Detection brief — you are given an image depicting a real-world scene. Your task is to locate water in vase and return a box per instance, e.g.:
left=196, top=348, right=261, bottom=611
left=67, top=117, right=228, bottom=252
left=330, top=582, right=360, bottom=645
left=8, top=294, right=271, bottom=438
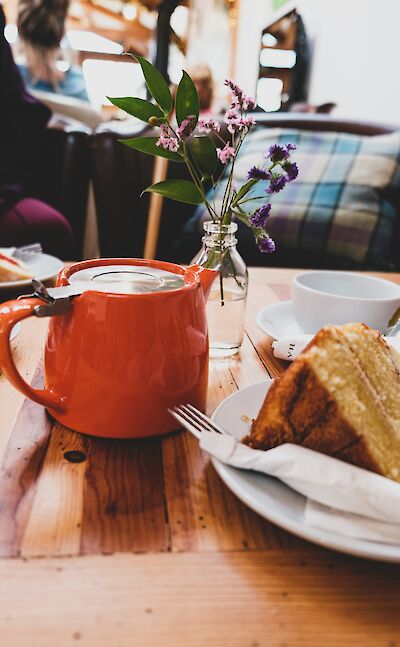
left=207, top=281, right=247, bottom=358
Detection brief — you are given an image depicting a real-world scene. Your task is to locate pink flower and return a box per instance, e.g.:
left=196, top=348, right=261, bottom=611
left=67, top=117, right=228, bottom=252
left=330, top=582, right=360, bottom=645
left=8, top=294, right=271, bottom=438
left=242, top=95, right=256, bottom=111
left=224, top=109, right=255, bottom=133
left=217, top=144, right=235, bottom=164
left=176, top=115, right=196, bottom=140
left=224, top=79, right=243, bottom=102
left=225, top=107, right=238, bottom=119
left=197, top=118, right=221, bottom=134
left=224, top=79, right=256, bottom=112
left=224, top=109, right=241, bottom=132
left=242, top=115, right=256, bottom=128
left=156, top=124, right=180, bottom=152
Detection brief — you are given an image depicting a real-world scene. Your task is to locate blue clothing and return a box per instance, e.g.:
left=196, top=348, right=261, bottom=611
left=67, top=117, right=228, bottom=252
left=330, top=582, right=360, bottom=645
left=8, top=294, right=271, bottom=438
left=18, top=63, right=89, bottom=102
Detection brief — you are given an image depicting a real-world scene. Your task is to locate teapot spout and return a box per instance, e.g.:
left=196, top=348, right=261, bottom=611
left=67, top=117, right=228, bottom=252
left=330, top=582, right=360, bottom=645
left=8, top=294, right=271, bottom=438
left=187, top=264, right=216, bottom=302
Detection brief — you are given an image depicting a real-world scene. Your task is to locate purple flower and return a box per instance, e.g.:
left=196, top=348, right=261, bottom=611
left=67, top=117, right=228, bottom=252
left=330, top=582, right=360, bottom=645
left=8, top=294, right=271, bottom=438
left=266, top=174, right=287, bottom=194
left=217, top=144, right=235, bottom=164
left=284, top=161, right=299, bottom=182
left=176, top=115, right=196, bottom=140
left=258, top=235, right=276, bottom=253
left=250, top=203, right=272, bottom=228
left=197, top=118, right=221, bottom=134
left=265, top=142, right=296, bottom=162
left=156, top=124, right=180, bottom=152
left=265, top=144, right=288, bottom=163
left=247, top=166, right=271, bottom=181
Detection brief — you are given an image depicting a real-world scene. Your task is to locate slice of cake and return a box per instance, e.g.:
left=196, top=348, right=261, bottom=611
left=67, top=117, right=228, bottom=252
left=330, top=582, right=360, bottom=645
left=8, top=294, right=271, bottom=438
left=247, top=323, right=400, bottom=482
left=0, top=252, right=34, bottom=282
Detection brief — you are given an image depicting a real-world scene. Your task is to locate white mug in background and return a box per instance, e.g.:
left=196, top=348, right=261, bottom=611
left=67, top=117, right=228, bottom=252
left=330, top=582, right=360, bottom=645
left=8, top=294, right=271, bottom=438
left=292, top=270, right=400, bottom=334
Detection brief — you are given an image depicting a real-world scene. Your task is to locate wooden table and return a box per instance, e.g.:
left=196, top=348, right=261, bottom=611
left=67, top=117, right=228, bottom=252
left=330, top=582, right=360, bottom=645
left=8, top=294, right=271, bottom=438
left=1, top=267, right=400, bottom=646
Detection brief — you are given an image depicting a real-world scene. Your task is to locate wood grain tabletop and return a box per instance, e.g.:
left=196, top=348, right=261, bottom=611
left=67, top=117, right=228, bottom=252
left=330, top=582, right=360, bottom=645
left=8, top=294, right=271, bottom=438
left=1, top=266, right=400, bottom=647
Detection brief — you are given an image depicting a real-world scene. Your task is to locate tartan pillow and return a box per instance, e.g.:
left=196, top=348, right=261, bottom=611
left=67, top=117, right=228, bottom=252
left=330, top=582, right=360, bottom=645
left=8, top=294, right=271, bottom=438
left=186, top=128, right=400, bottom=269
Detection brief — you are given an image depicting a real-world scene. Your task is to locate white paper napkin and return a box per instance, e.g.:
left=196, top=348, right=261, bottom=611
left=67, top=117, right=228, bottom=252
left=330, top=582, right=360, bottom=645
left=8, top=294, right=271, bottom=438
left=305, top=500, right=400, bottom=545
left=200, top=433, right=400, bottom=544
left=273, top=334, right=400, bottom=361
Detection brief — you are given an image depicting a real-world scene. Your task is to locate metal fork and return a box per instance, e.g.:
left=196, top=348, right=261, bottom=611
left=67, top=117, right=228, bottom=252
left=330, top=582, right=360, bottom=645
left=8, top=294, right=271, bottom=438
left=12, top=243, right=43, bottom=261
left=169, top=403, right=227, bottom=440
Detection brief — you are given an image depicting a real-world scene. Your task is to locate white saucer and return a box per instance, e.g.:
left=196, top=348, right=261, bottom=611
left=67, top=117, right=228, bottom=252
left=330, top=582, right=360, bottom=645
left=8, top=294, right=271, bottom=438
left=211, top=382, right=400, bottom=562
left=0, top=253, right=64, bottom=290
left=256, top=300, right=306, bottom=340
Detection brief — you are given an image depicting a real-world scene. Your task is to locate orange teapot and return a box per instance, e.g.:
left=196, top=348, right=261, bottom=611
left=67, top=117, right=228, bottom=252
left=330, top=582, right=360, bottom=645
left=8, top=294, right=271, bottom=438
left=0, top=259, right=216, bottom=438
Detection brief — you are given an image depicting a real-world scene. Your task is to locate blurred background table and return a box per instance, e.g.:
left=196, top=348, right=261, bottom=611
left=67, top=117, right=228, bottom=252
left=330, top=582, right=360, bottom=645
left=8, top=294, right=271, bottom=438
left=1, top=267, right=400, bottom=646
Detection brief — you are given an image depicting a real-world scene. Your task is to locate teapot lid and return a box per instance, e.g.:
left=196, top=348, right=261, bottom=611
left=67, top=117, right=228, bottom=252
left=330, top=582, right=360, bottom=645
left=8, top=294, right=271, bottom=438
left=69, top=264, right=185, bottom=294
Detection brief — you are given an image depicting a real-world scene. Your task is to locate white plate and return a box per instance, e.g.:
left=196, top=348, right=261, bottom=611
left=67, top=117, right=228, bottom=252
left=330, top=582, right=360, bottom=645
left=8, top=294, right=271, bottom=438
left=211, top=381, right=400, bottom=562
left=0, top=254, right=64, bottom=290
left=256, top=300, right=306, bottom=340
left=10, top=323, right=21, bottom=341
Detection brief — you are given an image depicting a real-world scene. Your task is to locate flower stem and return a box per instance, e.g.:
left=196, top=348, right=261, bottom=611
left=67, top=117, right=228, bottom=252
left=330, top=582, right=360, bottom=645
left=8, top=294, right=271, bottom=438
left=219, top=250, right=225, bottom=307
left=183, top=144, right=218, bottom=221
left=221, top=131, right=246, bottom=223
left=238, top=195, right=268, bottom=204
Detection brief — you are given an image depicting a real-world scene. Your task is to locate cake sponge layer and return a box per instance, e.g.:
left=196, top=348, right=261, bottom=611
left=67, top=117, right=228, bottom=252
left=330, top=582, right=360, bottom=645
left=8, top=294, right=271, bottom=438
left=248, top=323, right=400, bottom=482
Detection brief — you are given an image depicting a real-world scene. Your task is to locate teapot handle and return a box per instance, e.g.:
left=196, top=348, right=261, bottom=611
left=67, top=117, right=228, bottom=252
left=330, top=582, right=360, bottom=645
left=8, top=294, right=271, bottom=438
left=0, top=298, right=65, bottom=412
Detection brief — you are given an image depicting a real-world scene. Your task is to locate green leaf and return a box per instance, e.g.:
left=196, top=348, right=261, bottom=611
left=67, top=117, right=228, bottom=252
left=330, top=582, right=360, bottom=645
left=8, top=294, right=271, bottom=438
left=190, top=136, right=218, bottom=178
left=232, top=179, right=258, bottom=206
left=132, top=55, right=173, bottom=114
left=107, top=97, right=164, bottom=123
left=143, top=180, right=204, bottom=205
left=120, top=137, right=184, bottom=162
left=232, top=210, right=251, bottom=226
left=175, top=71, right=199, bottom=126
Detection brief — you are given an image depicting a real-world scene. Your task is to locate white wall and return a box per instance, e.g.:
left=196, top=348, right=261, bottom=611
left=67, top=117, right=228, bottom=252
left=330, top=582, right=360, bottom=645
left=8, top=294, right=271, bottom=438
left=234, top=0, right=295, bottom=96
left=234, top=0, right=273, bottom=96
left=299, top=0, right=400, bottom=123
left=234, top=0, right=400, bottom=124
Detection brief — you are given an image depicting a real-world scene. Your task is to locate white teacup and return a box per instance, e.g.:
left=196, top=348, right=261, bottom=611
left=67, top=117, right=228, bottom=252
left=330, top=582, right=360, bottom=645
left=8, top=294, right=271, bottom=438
left=292, top=270, right=400, bottom=334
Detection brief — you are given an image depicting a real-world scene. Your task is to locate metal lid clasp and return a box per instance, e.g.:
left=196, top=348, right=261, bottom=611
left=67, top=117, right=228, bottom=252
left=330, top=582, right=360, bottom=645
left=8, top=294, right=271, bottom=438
left=19, top=279, right=87, bottom=317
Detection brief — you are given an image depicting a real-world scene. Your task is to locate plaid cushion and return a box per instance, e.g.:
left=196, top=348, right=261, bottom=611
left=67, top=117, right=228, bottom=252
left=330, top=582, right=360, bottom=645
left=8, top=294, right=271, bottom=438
left=187, top=128, right=400, bottom=269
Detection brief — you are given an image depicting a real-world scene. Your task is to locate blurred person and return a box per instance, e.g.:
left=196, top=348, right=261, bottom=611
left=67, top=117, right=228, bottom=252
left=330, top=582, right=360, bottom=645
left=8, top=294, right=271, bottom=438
left=187, top=63, right=214, bottom=114
left=17, top=0, right=89, bottom=101
left=0, top=5, right=73, bottom=257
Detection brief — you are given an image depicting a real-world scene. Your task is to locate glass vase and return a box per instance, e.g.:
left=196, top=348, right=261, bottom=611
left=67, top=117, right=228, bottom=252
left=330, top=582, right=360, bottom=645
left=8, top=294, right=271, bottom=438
left=191, top=221, right=248, bottom=358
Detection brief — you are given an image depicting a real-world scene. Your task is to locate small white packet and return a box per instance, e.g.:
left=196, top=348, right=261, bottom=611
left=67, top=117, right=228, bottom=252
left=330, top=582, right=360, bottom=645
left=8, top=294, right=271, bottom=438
left=272, top=335, right=313, bottom=360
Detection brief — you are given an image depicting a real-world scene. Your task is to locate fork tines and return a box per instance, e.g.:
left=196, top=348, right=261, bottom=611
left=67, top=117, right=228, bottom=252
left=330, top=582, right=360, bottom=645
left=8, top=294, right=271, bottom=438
left=13, top=243, right=43, bottom=261
left=168, top=403, right=227, bottom=440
